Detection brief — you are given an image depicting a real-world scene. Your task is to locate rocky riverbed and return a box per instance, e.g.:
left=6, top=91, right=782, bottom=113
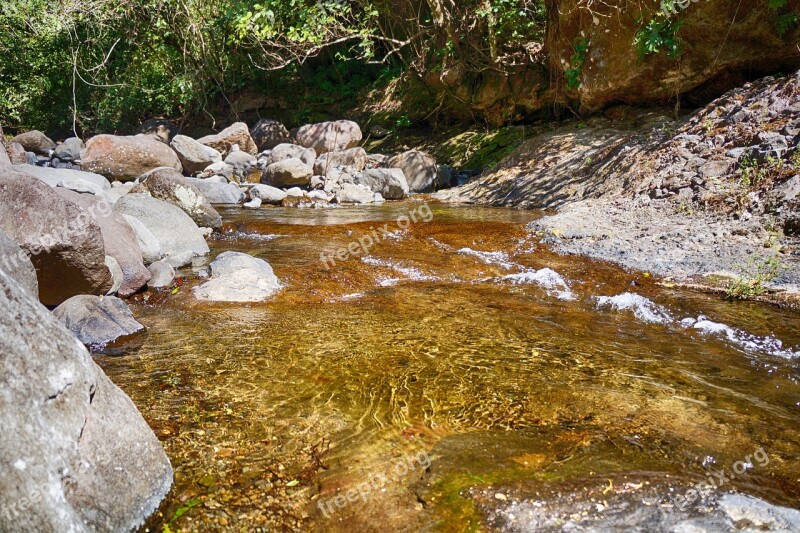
left=1, top=72, right=800, bottom=532
left=437, top=70, right=800, bottom=307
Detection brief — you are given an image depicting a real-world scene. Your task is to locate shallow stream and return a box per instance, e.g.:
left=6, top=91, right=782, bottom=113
left=98, top=202, right=800, bottom=532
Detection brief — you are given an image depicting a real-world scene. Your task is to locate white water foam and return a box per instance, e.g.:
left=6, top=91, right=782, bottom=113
left=362, top=256, right=440, bottom=286
left=595, top=293, right=673, bottom=324
left=456, top=247, right=517, bottom=269
left=596, top=293, right=798, bottom=359
left=682, top=316, right=799, bottom=359
left=501, top=268, right=576, bottom=301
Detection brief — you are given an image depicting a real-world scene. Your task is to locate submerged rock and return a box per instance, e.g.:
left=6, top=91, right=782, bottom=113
left=0, top=268, right=172, bottom=531
left=53, top=294, right=145, bottom=352
left=193, top=251, right=281, bottom=303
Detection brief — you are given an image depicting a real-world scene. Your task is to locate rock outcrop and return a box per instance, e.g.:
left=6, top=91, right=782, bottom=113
left=170, top=134, right=222, bottom=174
left=296, top=120, right=362, bottom=154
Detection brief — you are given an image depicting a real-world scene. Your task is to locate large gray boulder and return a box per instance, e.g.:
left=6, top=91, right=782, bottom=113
left=295, top=120, right=362, bottom=154
left=10, top=130, right=55, bottom=155
left=261, top=158, right=313, bottom=188
left=54, top=137, right=85, bottom=162
left=81, top=135, right=182, bottom=182
left=313, top=147, right=368, bottom=176
left=335, top=183, right=377, bottom=204
left=197, top=122, right=258, bottom=156
left=122, top=215, right=163, bottom=265
left=354, top=168, right=409, bottom=199
left=0, top=169, right=113, bottom=306
left=193, top=251, right=281, bottom=303
left=185, top=177, right=245, bottom=204
left=170, top=135, right=222, bottom=174
left=251, top=119, right=292, bottom=151
left=0, top=269, right=172, bottom=532
left=7, top=142, right=28, bottom=165
left=135, top=167, right=222, bottom=229
left=387, top=150, right=438, bottom=193
left=264, top=143, right=316, bottom=167
left=0, top=228, right=38, bottom=297
left=55, top=189, right=151, bottom=297
left=114, top=194, right=210, bottom=259
left=17, top=164, right=111, bottom=192
left=53, top=295, right=146, bottom=352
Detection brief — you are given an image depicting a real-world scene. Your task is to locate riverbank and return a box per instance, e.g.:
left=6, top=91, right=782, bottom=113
left=436, top=71, right=800, bottom=307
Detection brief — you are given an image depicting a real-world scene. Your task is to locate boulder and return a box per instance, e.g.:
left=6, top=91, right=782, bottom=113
left=0, top=140, right=10, bottom=166
left=193, top=251, right=281, bottom=303
left=249, top=184, right=288, bottom=205
left=54, top=137, right=85, bottom=162
left=55, top=188, right=151, bottom=297
left=387, top=150, right=438, bottom=193
left=354, top=168, right=409, bottom=199
left=0, top=228, right=38, bottom=297
left=261, top=158, right=313, bottom=188
left=295, top=120, right=362, bottom=154
left=186, top=177, right=245, bottom=204
left=0, top=269, right=172, bottom=532
left=147, top=261, right=175, bottom=288
left=122, top=214, right=163, bottom=265
left=197, top=122, right=258, bottom=157
left=251, top=119, right=292, bottom=151
left=224, top=150, right=259, bottom=183
left=17, top=164, right=111, bottom=191
left=336, top=183, right=377, bottom=204
left=136, top=119, right=178, bottom=144
left=264, top=143, right=316, bottom=167
left=53, top=295, right=145, bottom=352
left=313, top=147, right=368, bottom=176
left=10, top=130, right=55, bottom=155
left=170, top=134, right=222, bottom=174
left=81, top=135, right=182, bottom=182
left=114, top=194, right=210, bottom=259
left=0, top=169, right=112, bottom=305
left=136, top=167, right=222, bottom=229
left=7, top=142, right=29, bottom=165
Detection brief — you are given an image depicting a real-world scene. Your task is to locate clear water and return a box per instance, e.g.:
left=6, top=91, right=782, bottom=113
left=97, top=202, right=800, bottom=532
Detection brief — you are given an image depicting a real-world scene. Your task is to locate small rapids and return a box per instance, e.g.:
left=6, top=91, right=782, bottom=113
left=100, top=203, right=800, bottom=532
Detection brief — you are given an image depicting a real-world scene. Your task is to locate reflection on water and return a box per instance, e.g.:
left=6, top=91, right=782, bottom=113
left=97, top=203, right=800, bottom=532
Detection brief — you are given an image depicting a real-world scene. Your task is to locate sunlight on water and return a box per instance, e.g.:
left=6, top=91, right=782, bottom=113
left=97, top=203, right=800, bottom=532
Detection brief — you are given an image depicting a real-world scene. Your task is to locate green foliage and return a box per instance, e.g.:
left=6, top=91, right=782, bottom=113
left=725, top=256, right=782, bottom=300
left=768, top=0, right=800, bottom=36
left=475, top=0, right=548, bottom=42
left=634, top=12, right=684, bottom=59
left=564, top=38, right=589, bottom=90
